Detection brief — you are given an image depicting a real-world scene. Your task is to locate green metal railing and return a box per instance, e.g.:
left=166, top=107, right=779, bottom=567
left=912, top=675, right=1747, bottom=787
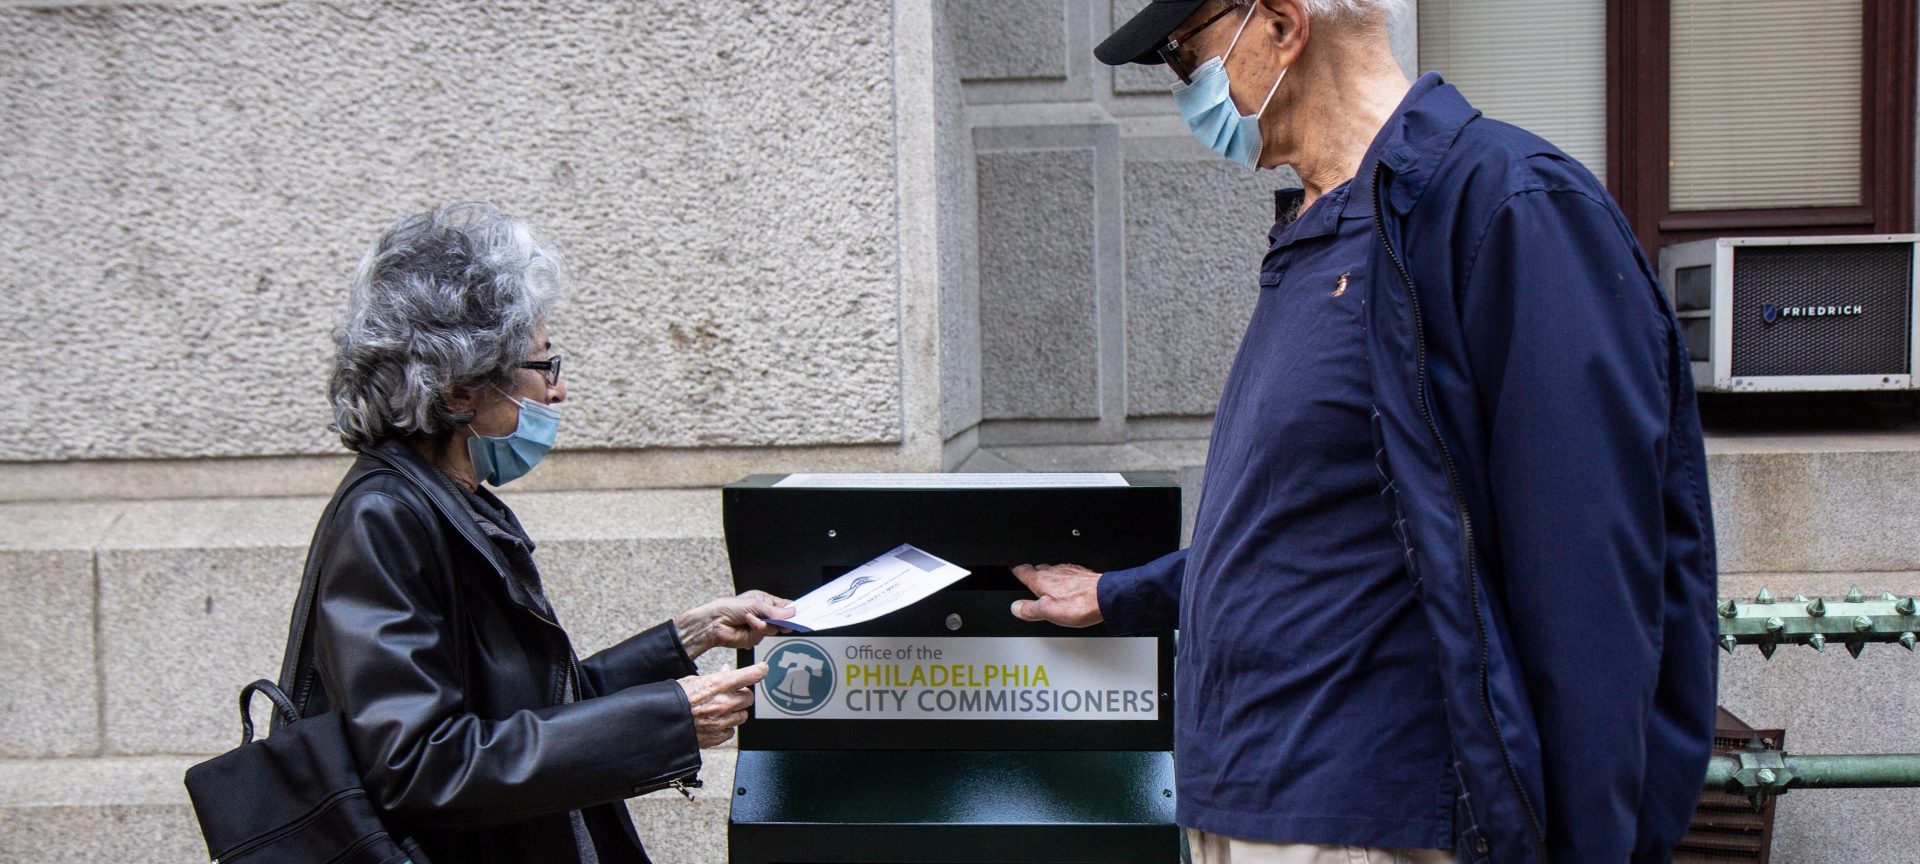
left=1705, top=751, right=1920, bottom=794
left=1707, top=586, right=1920, bottom=808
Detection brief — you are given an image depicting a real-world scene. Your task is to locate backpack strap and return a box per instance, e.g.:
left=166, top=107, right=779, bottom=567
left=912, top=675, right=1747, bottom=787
left=272, top=466, right=404, bottom=730
left=238, top=679, right=301, bottom=744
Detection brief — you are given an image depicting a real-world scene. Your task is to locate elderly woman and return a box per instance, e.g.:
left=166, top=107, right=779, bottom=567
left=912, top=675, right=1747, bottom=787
left=280, top=202, right=788, bottom=864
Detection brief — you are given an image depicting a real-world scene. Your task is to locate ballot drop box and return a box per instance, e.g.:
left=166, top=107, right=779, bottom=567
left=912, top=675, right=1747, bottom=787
left=724, top=473, right=1182, bottom=864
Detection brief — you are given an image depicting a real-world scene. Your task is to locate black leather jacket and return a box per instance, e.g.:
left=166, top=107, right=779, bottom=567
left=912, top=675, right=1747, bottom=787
left=275, top=439, right=701, bottom=864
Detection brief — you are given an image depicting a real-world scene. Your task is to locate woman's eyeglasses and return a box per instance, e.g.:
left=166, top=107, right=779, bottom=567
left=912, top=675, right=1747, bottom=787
left=519, top=354, right=563, bottom=387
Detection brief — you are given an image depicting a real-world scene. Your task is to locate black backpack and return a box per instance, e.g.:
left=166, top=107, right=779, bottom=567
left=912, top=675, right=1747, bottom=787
left=183, top=680, right=430, bottom=864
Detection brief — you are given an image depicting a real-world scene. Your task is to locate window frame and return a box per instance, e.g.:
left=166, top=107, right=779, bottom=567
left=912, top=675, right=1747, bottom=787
left=1607, top=0, right=1916, bottom=256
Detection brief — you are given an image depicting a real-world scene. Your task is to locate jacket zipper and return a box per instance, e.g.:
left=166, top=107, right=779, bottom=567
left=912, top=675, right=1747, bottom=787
left=632, top=767, right=703, bottom=800
left=520, top=579, right=685, bottom=800
left=449, top=588, right=700, bottom=805
left=1371, top=162, right=1546, bottom=860
left=520, top=600, right=581, bottom=706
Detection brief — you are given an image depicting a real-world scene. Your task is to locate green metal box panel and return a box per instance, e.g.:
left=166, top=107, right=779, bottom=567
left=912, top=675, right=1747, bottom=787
left=724, top=475, right=1181, bottom=863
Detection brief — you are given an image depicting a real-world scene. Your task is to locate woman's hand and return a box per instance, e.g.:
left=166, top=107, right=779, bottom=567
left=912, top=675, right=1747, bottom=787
left=674, top=590, right=796, bottom=660
left=676, top=663, right=767, bottom=749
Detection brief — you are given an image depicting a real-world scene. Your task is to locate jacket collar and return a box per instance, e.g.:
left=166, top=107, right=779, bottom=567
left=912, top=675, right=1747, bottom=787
left=1267, top=181, right=1355, bottom=253
left=359, top=438, right=552, bottom=619
left=1344, top=71, right=1481, bottom=219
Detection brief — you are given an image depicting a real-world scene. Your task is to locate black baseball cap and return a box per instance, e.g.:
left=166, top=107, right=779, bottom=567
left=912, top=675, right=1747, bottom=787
left=1096, top=0, right=1211, bottom=66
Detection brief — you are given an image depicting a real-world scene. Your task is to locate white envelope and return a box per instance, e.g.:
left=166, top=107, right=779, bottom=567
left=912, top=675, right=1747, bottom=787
left=774, top=544, right=971, bottom=633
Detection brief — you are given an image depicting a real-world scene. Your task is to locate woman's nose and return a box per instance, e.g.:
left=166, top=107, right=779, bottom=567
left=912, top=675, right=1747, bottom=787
left=549, top=377, right=567, bottom=405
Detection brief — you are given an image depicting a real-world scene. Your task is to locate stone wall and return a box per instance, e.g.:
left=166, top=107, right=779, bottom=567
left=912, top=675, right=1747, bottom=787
left=0, top=0, right=919, bottom=471
left=0, top=0, right=1414, bottom=494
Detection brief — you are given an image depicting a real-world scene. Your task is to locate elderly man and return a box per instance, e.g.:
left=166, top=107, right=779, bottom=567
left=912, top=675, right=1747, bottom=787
left=1009, top=1, right=1718, bottom=862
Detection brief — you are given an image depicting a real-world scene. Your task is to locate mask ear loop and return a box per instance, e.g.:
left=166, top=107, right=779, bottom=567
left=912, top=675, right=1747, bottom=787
left=1221, top=2, right=1259, bottom=61
left=471, top=386, right=535, bottom=440
left=1256, top=66, right=1287, bottom=116
left=1223, top=3, right=1288, bottom=118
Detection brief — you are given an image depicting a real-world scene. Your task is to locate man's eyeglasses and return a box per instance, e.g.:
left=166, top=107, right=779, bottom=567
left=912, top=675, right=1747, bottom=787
left=1157, top=1, right=1246, bottom=85
left=519, top=354, right=564, bottom=387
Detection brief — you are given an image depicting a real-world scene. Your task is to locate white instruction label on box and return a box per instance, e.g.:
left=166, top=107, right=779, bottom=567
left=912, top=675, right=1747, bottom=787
left=752, top=636, right=1158, bottom=720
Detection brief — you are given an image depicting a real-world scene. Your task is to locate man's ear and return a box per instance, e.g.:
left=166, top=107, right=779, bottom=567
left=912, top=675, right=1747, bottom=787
left=1253, top=0, right=1309, bottom=66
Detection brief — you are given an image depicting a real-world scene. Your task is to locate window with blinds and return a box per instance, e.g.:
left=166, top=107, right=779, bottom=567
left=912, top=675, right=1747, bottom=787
left=1417, top=0, right=1608, bottom=181
left=1668, top=0, right=1863, bottom=211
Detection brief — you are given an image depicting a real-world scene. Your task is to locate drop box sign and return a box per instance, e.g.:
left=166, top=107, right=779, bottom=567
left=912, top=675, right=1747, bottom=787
left=753, top=636, right=1158, bottom=720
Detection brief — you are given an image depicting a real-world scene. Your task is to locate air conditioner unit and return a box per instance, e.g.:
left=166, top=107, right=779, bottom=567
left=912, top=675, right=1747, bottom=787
left=1660, top=235, right=1920, bottom=393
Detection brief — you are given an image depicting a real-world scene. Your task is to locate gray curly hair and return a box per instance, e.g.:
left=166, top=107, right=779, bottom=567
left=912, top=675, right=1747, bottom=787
left=328, top=202, right=563, bottom=451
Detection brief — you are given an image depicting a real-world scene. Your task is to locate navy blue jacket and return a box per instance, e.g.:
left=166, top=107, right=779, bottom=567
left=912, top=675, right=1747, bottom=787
left=1352, top=74, right=1718, bottom=862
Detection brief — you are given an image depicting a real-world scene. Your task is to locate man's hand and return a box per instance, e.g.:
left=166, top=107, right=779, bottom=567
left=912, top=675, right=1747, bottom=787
left=1010, top=563, right=1104, bottom=627
left=675, top=590, right=796, bottom=660
left=676, top=663, right=767, bottom=749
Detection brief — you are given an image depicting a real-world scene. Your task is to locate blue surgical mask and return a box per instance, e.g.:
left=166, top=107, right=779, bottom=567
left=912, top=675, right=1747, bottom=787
left=1170, top=4, right=1287, bottom=170
left=467, top=397, right=560, bottom=486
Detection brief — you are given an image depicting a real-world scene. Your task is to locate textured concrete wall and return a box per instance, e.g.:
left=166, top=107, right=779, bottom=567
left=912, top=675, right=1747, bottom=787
left=952, top=0, right=1069, bottom=81
left=936, top=2, right=984, bottom=442
left=1710, top=447, right=1920, bottom=573
left=1, top=0, right=1419, bottom=479
left=0, top=1, right=902, bottom=462
left=0, top=503, right=119, bottom=758
left=1123, top=159, right=1271, bottom=417
left=978, top=147, right=1103, bottom=420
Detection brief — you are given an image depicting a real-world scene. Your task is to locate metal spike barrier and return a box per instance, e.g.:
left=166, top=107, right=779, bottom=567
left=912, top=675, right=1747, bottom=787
left=1707, top=588, right=1920, bottom=813
left=1717, top=590, right=1919, bottom=657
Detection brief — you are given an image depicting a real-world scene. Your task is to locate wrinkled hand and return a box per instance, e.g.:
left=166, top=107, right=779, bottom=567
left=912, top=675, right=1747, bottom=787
left=675, top=590, right=796, bottom=660
left=676, top=663, right=766, bottom=749
left=1010, top=563, right=1104, bottom=628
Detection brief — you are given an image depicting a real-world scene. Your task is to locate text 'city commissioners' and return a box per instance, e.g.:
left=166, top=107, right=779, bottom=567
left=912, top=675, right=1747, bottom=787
left=843, top=661, right=1154, bottom=715
left=754, top=636, right=1160, bottom=720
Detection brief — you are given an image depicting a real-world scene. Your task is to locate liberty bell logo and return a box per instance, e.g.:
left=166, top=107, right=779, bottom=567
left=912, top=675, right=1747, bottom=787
left=763, top=639, right=834, bottom=715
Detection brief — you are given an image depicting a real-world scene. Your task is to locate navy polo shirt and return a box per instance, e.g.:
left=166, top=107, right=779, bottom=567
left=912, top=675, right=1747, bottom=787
left=1099, top=181, right=1453, bottom=848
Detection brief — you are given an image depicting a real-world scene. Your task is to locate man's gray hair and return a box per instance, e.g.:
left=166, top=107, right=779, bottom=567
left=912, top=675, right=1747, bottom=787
left=328, top=202, right=563, bottom=451
left=1299, top=0, right=1409, bottom=28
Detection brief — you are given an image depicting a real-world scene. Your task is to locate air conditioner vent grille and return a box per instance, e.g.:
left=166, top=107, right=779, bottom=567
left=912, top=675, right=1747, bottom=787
left=1729, top=243, right=1913, bottom=377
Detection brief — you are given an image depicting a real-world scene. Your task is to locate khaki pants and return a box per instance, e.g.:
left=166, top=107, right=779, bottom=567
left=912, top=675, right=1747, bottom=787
left=1187, top=829, right=1454, bottom=864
